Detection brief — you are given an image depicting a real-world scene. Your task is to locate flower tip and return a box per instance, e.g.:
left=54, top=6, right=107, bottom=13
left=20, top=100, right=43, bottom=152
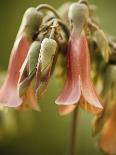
left=21, top=7, right=43, bottom=37
left=17, top=100, right=41, bottom=112
left=58, top=105, right=76, bottom=116
left=31, top=102, right=41, bottom=111
left=0, top=87, right=22, bottom=108
left=68, top=3, right=89, bottom=31
left=80, top=100, right=103, bottom=115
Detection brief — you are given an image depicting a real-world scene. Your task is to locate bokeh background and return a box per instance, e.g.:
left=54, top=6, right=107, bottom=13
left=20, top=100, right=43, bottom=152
left=0, top=0, right=116, bottom=155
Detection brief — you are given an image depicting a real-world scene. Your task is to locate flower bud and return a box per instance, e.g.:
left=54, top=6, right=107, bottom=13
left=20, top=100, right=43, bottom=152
left=28, top=41, right=41, bottom=74
left=18, top=7, right=43, bottom=39
left=36, top=38, right=58, bottom=98
left=68, top=3, right=89, bottom=35
left=18, top=41, right=41, bottom=97
left=39, top=38, right=57, bottom=71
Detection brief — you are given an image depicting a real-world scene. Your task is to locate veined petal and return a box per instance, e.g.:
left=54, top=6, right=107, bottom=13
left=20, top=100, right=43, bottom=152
left=55, top=38, right=81, bottom=105
left=78, top=35, right=103, bottom=113
left=0, top=33, right=30, bottom=107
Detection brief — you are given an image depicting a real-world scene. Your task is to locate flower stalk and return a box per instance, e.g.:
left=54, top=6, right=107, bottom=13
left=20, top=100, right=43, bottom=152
left=69, top=106, right=79, bottom=155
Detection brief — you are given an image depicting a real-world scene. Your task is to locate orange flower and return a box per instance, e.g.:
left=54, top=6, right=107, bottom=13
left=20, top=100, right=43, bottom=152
left=99, top=102, right=116, bottom=155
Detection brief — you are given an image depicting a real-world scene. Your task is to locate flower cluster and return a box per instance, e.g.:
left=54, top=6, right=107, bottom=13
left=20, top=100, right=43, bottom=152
left=1, top=0, right=116, bottom=154
left=0, top=1, right=104, bottom=115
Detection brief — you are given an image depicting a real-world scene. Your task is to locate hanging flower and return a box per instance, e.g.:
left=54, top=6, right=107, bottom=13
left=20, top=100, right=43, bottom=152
left=0, top=2, right=103, bottom=116
left=92, top=64, right=116, bottom=154
left=99, top=102, right=116, bottom=155
left=55, top=3, right=103, bottom=115
left=0, top=8, right=42, bottom=107
left=17, top=38, right=58, bottom=110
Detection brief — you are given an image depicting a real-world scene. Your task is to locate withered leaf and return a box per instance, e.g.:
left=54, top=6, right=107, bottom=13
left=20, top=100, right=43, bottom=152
left=94, top=29, right=111, bottom=62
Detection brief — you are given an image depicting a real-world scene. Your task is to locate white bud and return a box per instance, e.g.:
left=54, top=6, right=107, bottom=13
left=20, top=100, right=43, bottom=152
left=68, top=3, right=89, bottom=34
left=39, top=38, right=57, bottom=70
left=18, top=8, right=43, bottom=37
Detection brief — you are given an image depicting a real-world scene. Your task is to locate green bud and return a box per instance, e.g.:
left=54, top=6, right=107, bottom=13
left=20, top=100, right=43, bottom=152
left=39, top=38, right=57, bottom=71
left=35, top=38, right=58, bottom=98
left=28, top=41, right=41, bottom=74
left=18, top=7, right=43, bottom=38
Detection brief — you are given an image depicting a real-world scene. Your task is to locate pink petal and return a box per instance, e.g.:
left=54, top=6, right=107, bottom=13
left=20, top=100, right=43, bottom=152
left=78, top=35, right=103, bottom=111
left=0, top=33, right=30, bottom=107
left=56, top=32, right=102, bottom=114
left=55, top=37, right=81, bottom=105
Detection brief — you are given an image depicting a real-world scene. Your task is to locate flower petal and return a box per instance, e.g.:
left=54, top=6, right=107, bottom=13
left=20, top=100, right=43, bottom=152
left=99, top=103, right=116, bottom=155
left=0, top=34, right=30, bottom=107
left=58, top=105, right=76, bottom=116
left=78, top=35, right=103, bottom=113
left=55, top=38, right=81, bottom=105
left=19, top=83, right=40, bottom=111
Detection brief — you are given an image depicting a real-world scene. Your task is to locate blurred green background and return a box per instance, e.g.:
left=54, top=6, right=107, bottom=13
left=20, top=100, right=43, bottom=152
left=0, top=0, right=116, bottom=155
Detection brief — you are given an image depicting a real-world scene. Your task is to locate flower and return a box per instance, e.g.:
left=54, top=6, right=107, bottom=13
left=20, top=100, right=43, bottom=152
left=99, top=102, right=116, bottom=155
left=0, top=2, right=103, bottom=115
left=17, top=38, right=58, bottom=110
left=0, top=8, right=42, bottom=107
left=55, top=3, right=103, bottom=115
left=92, top=64, right=116, bottom=154
left=55, top=33, right=103, bottom=115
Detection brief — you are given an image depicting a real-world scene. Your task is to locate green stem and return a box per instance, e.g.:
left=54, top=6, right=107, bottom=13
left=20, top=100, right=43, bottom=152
left=36, top=4, right=60, bottom=19
left=69, top=106, right=79, bottom=155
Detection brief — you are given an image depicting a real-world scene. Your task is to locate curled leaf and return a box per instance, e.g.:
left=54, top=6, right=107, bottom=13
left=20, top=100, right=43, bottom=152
left=94, top=29, right=111, bottom=62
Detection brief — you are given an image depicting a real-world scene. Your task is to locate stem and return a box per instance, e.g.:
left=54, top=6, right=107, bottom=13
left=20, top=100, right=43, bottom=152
left=36, top=4, right=61, bottom=19
left=49, top=19, right=58, bottom=39
left=69, top=106, right=79, bottom=155
left=88, top=19, right=99, bottom=32
left=56, top=19, right=70, bottom=38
